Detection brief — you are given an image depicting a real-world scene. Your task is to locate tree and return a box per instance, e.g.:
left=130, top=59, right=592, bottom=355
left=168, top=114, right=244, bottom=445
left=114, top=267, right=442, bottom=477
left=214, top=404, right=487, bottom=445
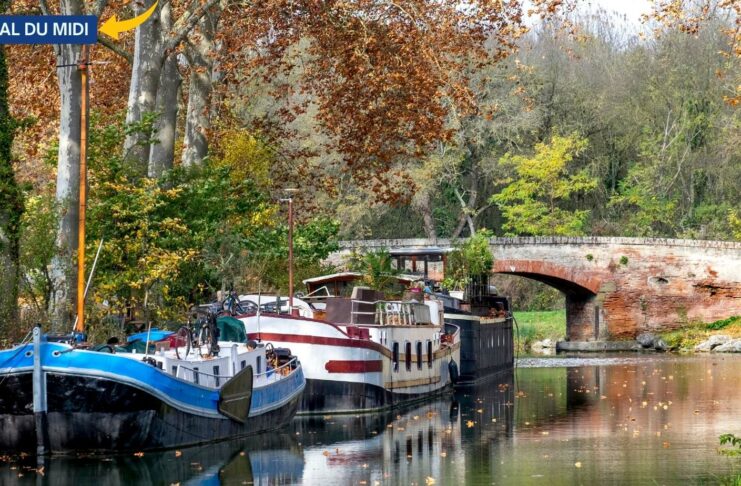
left=443, top=229, right=494, bottom=291
left=491, top=134, right=597, bottom=236
left=0, top=0, right=24, bottom=334
left=349, top=249, right=401, bottom=293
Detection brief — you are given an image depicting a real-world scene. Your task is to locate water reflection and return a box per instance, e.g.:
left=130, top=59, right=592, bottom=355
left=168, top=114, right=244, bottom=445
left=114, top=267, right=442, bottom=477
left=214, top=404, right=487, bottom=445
left=0, top=433, right=302, bottom=485
left=3, top=355, right=741, bottom=484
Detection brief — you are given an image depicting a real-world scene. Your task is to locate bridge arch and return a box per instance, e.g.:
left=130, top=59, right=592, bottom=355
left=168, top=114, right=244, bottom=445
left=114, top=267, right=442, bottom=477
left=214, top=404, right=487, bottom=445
left=493, top=260, right=603, bottom=341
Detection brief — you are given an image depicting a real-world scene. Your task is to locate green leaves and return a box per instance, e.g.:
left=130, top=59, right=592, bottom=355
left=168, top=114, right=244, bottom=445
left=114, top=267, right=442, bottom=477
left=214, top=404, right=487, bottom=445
left=490, top=135, right=597, bottom=237
left=444, top=229, right=494, bottom=291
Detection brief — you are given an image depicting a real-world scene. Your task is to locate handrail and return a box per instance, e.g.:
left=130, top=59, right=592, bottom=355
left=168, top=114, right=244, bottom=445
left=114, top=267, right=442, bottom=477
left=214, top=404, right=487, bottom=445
left=175, top=356, right=299, bottom=384
left=254, top=356, right=299, bottom=378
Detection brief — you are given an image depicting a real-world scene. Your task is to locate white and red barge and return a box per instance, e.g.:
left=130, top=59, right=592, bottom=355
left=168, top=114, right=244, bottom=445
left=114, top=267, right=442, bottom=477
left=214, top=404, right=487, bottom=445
left=234, top=292, right=461, bottom=414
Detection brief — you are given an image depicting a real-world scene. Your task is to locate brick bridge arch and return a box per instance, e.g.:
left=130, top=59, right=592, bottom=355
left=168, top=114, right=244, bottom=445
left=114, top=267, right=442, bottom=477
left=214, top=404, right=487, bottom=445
left=492, top=259, right=603, bottom=340
left=330, top=237, right=741, bottom=342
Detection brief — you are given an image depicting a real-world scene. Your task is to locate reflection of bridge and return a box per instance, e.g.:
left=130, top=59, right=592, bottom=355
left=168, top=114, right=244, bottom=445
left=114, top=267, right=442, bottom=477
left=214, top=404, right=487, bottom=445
left=331, top=237, right=741, bottom=340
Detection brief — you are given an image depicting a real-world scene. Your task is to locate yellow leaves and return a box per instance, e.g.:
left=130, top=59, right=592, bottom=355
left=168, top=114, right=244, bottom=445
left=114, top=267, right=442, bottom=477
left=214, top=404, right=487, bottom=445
left=574, top=461, right=582, bottom=468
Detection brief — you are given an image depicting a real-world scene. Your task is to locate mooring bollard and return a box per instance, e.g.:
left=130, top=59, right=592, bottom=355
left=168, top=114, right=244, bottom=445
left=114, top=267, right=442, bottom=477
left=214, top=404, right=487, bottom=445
left=32, top=325, right=50, bottom=456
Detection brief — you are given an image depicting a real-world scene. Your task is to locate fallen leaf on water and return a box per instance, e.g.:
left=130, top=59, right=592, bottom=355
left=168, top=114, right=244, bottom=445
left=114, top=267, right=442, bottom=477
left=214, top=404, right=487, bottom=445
left=440, top=451, right=447, bottom=457
left=466, top=420, right=475, bottom=428
left=663, top=441, right=671, bottom=448
left=541, top=431, right=549, bottom=435
left=322, top=451, right=330, bottom=457
left=575, top=462, right=582, bottom=468
left=425, top=477, right=436, bottom=485
left=174, top=450, right=182, bottom=458
left=36, top=466, right=44, bottom=476
left=133, top=452, right=144, bottom=458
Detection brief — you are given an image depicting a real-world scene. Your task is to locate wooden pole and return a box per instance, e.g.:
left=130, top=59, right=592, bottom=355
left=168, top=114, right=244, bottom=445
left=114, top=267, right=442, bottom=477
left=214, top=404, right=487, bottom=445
left=288, top=195, right=293, bottom=311
left=74, top=45, right=89, bottom=334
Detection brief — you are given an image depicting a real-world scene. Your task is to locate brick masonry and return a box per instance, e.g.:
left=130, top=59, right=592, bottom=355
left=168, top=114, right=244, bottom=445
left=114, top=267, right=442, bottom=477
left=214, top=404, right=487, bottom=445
left=332, top=237, right=741, bottom=340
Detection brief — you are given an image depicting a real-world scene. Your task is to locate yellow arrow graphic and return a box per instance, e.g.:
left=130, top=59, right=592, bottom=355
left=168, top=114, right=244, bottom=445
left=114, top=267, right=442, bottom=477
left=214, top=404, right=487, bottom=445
left=99, top=0, right=159, bottom=40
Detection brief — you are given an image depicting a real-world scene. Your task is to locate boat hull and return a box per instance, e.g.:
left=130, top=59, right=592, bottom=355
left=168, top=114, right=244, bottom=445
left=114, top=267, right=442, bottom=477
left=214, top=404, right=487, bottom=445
left=0, top=370, right=302, bottom=453
left=444, top=312, right=513, bottom=384
left=239, top=314, right=461, bottom=414
left=0, top=338, right=305, bottom=454
left=301, top=377, right=451, bottom=414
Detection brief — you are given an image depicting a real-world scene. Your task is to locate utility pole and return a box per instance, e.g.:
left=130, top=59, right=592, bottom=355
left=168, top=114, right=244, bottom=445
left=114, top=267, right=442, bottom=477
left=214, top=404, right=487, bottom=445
left=281, top=188, right=299, bottom=313
left=74, top=44, right=89, bottom=334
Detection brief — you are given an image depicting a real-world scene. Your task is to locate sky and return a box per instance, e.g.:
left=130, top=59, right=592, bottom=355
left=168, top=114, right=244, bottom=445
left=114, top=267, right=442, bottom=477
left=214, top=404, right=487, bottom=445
left=588, top=0, right=652, bottom=24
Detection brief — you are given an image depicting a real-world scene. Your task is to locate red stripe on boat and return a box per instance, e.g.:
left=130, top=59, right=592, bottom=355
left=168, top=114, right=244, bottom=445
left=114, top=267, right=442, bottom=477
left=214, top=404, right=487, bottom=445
left=325, top=360, right=383, bottom=373
left=246, top=332, right=389, bottom=355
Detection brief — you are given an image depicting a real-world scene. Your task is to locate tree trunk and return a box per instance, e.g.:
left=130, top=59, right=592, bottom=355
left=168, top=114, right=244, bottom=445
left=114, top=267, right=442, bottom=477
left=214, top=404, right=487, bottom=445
left=50, top=0, right=83, bottom=329
left=0, top=13, right=23, bottom=333
left=148, top=3, right=180, bottom=178
left=123, top=0, right=164, bottom=175
left=148, top=53, right=180, bottom=177
left=414, top=192, right=437, bottom=239
left=181, top=12, right=219, bottom=167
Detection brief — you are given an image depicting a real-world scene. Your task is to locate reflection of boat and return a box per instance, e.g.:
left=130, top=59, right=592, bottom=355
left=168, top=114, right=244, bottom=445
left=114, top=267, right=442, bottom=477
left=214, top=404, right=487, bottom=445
left=237, top=278, right=461, bottom=414
left=0, top=319, right=305, bottom=454
left=294, top=371, right=515, bottom=486
left=0, top=426, right=303, bottom=485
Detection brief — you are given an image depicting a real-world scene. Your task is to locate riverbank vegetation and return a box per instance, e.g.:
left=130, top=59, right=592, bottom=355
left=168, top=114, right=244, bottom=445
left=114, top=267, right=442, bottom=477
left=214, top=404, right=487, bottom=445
left=513, top=310, right=566, bottom=354
left=660, top=316, right=741, bottom=351
left=0, top=1, right=737, bottom=334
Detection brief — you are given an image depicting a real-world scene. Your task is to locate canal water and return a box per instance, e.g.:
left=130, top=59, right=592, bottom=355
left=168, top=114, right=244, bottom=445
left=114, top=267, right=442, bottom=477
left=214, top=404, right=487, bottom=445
left=2, top=354, right=741, bottom=485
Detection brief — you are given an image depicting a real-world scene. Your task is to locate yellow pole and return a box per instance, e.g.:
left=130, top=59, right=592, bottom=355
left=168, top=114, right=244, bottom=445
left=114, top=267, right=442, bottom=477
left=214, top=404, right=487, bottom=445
left=75, top=45, right=89, bottom=334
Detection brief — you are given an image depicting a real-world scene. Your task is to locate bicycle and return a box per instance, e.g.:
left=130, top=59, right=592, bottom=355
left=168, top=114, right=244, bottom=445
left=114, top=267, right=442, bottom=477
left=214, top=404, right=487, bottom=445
left=173, top=309, right=220, bottom=360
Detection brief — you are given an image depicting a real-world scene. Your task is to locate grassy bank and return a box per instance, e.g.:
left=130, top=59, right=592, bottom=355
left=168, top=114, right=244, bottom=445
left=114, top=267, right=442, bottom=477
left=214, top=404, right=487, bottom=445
left=659, top=316, right=741, bottom=351
left=512, top=310, right=566, bottom=354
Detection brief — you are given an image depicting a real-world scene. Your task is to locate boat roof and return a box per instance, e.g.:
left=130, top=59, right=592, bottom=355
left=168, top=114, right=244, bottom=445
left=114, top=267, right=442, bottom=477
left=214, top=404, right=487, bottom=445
left=302, top=272, right=420, bottom=286
left=302, top=272, right=363, bottom=285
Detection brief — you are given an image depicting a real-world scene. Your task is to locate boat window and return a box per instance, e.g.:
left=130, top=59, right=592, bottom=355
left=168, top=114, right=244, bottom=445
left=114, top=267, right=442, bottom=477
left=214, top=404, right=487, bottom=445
left=213, top=365, right=220, bottom=387
left=257, top=356, right=262, bottom=374
left=240, top=360, right=246, bottom=370
left=392, top=342, right=399, bottom=372
left=171, top=365, right=177, bottom=375
left=427, top=340, right=433, bottom=368
left=405, top=342, right=412, bottom=371
left=416, top=341, right=423, bottom=370
left=193, top=367, right=199, bottom=385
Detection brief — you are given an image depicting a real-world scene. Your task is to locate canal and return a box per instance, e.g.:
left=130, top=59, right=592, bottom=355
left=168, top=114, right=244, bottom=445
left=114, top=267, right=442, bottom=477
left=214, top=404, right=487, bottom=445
left=2, top=354, right=740, bottom=484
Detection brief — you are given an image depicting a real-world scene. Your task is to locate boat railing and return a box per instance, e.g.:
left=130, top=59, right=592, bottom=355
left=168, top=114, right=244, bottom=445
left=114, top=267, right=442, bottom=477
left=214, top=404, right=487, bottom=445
left=254, top=356, right=299, bottom=379
left=349, top=300, right=432, bottom=326
left=175, top=356, right=299, bottom=388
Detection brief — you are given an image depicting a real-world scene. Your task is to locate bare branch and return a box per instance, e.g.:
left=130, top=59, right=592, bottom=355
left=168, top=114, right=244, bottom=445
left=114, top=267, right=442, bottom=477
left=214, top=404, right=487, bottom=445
left=165, top=0, right=221, bottom=51
left=97, top=36, right=133, bottom=63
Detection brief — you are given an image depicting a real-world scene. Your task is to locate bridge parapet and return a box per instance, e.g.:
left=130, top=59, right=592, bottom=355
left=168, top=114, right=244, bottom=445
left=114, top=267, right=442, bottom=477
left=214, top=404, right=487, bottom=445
left=338, top=237, right=741, bottom=250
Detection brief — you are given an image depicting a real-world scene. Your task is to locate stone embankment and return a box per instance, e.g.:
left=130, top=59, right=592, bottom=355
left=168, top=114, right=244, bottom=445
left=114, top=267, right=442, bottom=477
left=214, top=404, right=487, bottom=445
left=529, top=331, right=741, bottom=354
left=694, top=335, right=741, bottom=353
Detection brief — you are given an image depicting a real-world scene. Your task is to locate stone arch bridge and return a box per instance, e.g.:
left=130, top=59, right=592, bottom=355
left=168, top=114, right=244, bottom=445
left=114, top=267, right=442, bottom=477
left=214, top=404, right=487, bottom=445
left=330, top=237, right=741, bottom=341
